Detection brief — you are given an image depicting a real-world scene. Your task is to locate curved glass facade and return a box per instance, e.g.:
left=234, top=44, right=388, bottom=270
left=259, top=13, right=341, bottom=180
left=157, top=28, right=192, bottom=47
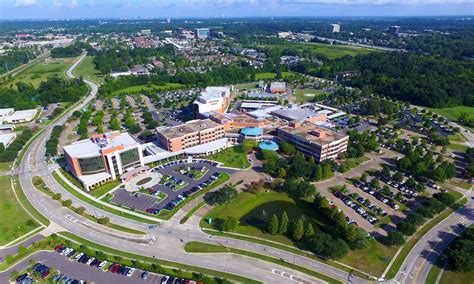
left=120, top=148, right=140, bottom=168
left=78, top=156, right=105, bottom=175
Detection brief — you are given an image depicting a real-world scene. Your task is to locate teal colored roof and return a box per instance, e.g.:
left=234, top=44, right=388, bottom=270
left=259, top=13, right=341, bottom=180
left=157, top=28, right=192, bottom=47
left=259, top=141, right=279, bottom=151
left=241, top=127, right=263, bottom=136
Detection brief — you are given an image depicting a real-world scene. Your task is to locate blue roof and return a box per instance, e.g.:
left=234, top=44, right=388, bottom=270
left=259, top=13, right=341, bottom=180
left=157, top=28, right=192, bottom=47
left=241, top=127, right=263, bottom=136
left=259, top=141, right=279, bottom=151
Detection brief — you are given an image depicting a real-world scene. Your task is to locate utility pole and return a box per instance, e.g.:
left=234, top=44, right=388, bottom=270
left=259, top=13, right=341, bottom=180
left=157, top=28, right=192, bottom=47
left=3, top=61, right=9, bottom=73
left=25, top=50, right=30, bottom=63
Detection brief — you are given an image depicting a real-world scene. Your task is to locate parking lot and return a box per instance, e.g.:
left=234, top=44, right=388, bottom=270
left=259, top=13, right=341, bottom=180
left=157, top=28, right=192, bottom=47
left=106, top=160, right=232, bottom=215
left=109, top=189, right=159, bottom=212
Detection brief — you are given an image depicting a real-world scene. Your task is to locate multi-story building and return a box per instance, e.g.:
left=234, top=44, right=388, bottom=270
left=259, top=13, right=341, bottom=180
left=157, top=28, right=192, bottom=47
left=193, top=86, right=231, bottom=115
left=156, top=119, right=225, bottom=152
left=269, top=82, right=286, bottom=94
left=63, top=131, right=145, bottom=190
left=195, top=28, right=210, bottom=39
left=330, top=23, right=340, bottom=33
left=277, top=123, right=348, bottom=162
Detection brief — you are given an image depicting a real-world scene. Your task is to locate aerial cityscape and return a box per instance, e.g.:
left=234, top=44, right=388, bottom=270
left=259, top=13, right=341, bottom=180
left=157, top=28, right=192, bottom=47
left=0, top=1, right=473, bottom=284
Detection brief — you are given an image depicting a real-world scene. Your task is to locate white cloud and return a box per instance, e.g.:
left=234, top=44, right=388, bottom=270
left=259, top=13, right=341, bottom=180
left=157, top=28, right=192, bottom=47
left=14, top=0, right=37, bottom=7
left=70, top=0, right=79, bottom=8
left=53, top=0, right=64, bottom=8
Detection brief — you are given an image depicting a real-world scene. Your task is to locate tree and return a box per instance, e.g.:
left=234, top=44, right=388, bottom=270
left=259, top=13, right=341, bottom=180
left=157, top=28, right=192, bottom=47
left=52, top=193, right=61, bottom=200
left=282, top=179, right=315, bottom=199
left=397, top=222, right=416, bottom=236
left=75, top=206, right=86, bottom=215
left=323, top=238, right=349, bottom=259
left=313, top=164, right=322, bottom=181
left=292, top=219, right=304, bottom=241
left=61, top=199, right=72, bottom=207
left=322, top=163, right=333, bottom=179
left=279, top=211, right=289, bottom=234
left=267, top=214, right=279, bottom=235
left=98, top=217, right=110, bottom=225
left=304, top=223, right=315, bottom=240
left=278, top=168, right=287, bottom=179
left=393, top=172, right=404, bottom=183
left=385, top=231, right=405, bottom=246
left=221, top=217, right=238, bottom=231
left=211, top=186, right=238, bottom=205
left=360, top=172, right=368, bottom=182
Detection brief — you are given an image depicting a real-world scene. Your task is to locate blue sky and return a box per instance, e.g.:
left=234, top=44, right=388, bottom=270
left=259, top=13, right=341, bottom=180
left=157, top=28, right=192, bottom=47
left=1, top=0, right=473, bottom=19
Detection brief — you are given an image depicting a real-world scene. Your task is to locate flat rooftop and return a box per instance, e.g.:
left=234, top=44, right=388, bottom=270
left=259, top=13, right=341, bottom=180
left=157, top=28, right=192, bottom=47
left=157, top=119, right=221, bottom=140
left=271, top=108, right=323, bottom=122
left=198, top=86, right=229, bottom=101
left=279, top=123, right=347, bottom=145
left=9, top=109, right=37, bottom=121
left=63, top=131, right=140, bottom=158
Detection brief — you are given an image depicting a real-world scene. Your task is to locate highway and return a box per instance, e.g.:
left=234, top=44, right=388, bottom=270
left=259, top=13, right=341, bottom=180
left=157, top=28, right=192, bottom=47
left=14, top=53, right=362, bottom=284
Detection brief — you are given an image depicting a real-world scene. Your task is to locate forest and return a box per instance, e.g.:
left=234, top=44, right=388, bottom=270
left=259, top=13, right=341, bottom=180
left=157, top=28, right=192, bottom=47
left=0, top=77, right=88, bottom=109
left=51, top=42, right=96, bottom=58
left=0, top=48, right=38, bottom=75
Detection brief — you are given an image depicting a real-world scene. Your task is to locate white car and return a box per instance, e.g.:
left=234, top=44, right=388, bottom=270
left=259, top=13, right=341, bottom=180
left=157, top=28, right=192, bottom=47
left=98, top=261, right=107, bottom=270
left=86, top=257, right=95, bottom=265
left=74, top=253, right=83, bottom=261
left=126, top=268, right=135, bottom=277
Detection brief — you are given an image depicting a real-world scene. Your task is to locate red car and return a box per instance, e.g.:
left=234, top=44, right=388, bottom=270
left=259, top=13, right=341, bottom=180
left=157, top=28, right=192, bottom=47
left=108, top=263, right=118, bottom=272
left=145, top=208, right=153, bottom=213
left=41, top=271, right=50, bottom=279
left=54, top=244, right=64, bottom=252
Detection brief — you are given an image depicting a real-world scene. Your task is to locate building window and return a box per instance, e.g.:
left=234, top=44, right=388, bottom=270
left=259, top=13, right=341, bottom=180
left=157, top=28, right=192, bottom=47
left=79, top=156, right=105, bottom=174
left=120, top=148, right=140, bottom=168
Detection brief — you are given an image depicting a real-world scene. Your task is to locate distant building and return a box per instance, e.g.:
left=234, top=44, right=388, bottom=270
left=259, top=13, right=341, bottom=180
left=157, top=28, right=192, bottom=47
left=63, top=132, right=145, bottom=190
left=156, top=119, right=225, bottom=152
left=278, top=32, right=292, bottom=39
left=193, top=87, right=231, bottom=115
left=195, top=28, right=210, bottom=40
left=0, top=108, right=14, bottom=122
left=278, top=123, right=348, bottom=162
left=388, top=25, right=401, bottom=34
left=269, top=82, right=286, bottom=94
left=330, top=24, right=340, bottom=33
left=6, top=109, right=37, bottom=123
left=141, top=29, right=151, bottom=35
left=0, top=133, right=16, bottom=149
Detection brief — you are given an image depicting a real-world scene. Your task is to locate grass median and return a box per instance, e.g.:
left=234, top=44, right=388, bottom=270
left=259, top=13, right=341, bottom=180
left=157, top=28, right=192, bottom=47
left=51, top=171, right=158, bottom=224
left=185, top=241, right=342, bottom=284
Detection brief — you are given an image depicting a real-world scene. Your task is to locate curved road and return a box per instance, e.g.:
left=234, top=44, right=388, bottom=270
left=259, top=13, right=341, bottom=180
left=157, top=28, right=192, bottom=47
left=14, top=53, right=362, bottom=284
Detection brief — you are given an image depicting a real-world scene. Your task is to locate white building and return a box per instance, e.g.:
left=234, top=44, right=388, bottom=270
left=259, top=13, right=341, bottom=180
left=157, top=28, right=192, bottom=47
left=63, top=132, right=145, bottom=191
left=331, top=24, right=340, bottom=33
left=6, top=109, right=38, bottom=123
left=193, top=87, right=231, bottom=115
left=0, top=108, right=14, bottom=122
left=0, top=133, right=17, bottom=149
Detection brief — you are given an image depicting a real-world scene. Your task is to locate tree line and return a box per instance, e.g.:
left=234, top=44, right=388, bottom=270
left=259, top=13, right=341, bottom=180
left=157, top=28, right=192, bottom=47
left=0, top=77, right=88, bottom=110
left=0, top=128, right=34, bottom=162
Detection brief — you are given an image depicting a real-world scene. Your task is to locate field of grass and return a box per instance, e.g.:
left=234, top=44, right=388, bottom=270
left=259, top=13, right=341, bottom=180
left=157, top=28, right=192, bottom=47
left=7, top=57, right=76, bottom=88
left=201, top=189, right=397, bottom=277
left=0, top=176, right=40, bottom=245
left=111, top=83, right=185, bottom=95
left=255, top=71, right=295, bottom=80
left=0, top=161, right=12, bottom=172
left=72, top=56, right=104, bottom=84
left=292, top=88, right=328, bottom=103
left=427, top=106, right=474, bottom=122
left=207, top=147, right=251, bottom=169
left=89, top=180, right=121, bottom=198
left=185, top=242, right=342, bottom=284
left=259, top=42, right=376, bottom=60
left=447, top=143, right=469, bottom=153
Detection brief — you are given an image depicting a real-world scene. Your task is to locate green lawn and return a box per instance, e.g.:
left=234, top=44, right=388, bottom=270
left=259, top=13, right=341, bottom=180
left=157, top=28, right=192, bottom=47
left=255, top=71, right=295, bottom=80
left=89, top=180, right=121, bottom=198
left=185, top=242, right=342, bottom=284
left=7, top=57, right=76, bottom=88
left=0, top=176, right=41, bottom=245
left=111, top=83, right=185, bottom=95
left=258, top=42, right=376, bottom=60
left=207, top=146, right=251, bottom=169
left=447, top=143, right=469, bottom=153
left=427, top=106, right=474, bottom=122
left=448, top=133, right=468, bottom=143
left=292, top=88, right=328, bottom=103
left=0, top=161, right=12, bottom=172
left=72, top=56, right=104, bottom=84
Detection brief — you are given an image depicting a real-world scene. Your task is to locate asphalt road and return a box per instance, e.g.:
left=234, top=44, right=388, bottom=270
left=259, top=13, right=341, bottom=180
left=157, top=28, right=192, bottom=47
left=12, top=54, right=352, bottom=284
left=390, top=190, right=474, bottom=284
